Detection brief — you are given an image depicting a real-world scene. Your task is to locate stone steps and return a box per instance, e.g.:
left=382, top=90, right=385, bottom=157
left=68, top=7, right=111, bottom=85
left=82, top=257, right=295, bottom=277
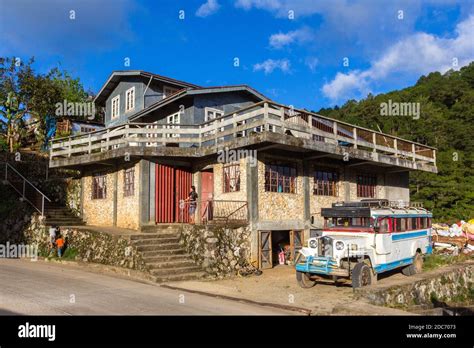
left=146, top=259, right=198, bottom=270
left=151, top=265, right=202, bottom=276
left=140, top=249, right=188, bottom=257
left=142, top=254, right=192, bottom=263
left=136, top=243, right=182, bottom=252
left=131, top=237, right=180, bottom=246
left=153, top=271, right=207, bottom=283
left=44, top=203, right=85, bottom=227
left=130, top=229, right=204, bottom=283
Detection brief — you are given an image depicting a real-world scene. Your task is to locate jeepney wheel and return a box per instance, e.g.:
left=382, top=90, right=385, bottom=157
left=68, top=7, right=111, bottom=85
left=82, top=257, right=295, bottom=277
left=351, top=262, right=373, bottom=288
left=296, top=271, right=316, bottom=288
left=402, top=252, right=423, bottom=276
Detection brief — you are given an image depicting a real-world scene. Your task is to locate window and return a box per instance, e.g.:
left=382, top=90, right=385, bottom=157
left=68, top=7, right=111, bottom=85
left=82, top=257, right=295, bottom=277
left=313, top=170, right=338, bottom=196
left=204, top=107, right=225, bottom=138
left=357, top=174, right=377, bottom=198
left=223, top=163, right=240, bottom=193
left=124, top=168, right=135, bottom=197
left=411, top=217, right=418, bottom=230
left=325, top=217, right=371, bottom=228
left=166, top=112, right=180, bottom=138
left=264, top=162, right=297, bottom=193
left=125, top=87, right=135, bottom=112
left=393, top=218, right=407, bottom=232
left=111, top=95, right=120, bottom=119
left=92, top=173, right=107, bottom=199
left=378, top=217, right=389, bottom=233
left=80, top=126, right=95, bottom=133
left=163, top=86, right=178, bottom=98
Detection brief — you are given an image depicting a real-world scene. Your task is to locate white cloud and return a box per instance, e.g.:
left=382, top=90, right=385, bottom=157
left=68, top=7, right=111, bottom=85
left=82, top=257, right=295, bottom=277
left=269, top=27, right=314, bottom=49
left=305, top=56, right=318, bottom=72
left=322, top=14, right=474, bottom=101
left=253, top=59, right=291, bottom=74
left=196, top=0, right=220, bottom=18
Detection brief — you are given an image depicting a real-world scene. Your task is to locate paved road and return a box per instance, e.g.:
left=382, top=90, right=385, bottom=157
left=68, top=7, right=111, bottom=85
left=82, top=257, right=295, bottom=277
left=0, top=259, right=297, bottom=315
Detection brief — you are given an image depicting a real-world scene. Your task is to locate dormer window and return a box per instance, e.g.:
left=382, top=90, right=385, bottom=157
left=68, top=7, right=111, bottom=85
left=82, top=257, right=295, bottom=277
left=111, top=95, right=120, bottom=119
left=163, top=86, right=178, bottom=99
left=125, top=87, right=135, bottom=112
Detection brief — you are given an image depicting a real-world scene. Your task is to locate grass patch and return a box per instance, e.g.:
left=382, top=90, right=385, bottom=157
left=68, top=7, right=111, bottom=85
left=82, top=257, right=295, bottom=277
left=45, top=247, right=78, bottom=261
left=423, top=253, right=469, bottom=271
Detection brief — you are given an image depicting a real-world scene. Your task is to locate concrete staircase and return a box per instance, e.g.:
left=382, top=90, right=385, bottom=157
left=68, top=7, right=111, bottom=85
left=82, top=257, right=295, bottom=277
left=44, top=202, right=85, bottom=226
left=130, top=225, right=205, bottom=282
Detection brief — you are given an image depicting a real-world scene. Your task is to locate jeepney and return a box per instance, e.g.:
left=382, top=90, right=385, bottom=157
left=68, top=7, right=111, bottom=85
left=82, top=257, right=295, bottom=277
left=295, top=199, right=432, bottom=288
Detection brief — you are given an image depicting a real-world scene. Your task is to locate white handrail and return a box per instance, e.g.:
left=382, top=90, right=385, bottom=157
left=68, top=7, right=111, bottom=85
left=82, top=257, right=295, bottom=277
left=3, top=162, right=51, bottom=216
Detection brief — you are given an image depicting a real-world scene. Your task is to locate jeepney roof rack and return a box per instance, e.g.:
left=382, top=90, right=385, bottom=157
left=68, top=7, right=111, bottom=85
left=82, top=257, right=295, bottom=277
left=332, top=199, right=424, bottom=209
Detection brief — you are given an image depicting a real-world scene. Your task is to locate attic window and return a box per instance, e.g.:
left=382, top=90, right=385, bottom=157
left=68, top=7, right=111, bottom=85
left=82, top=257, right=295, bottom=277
left=111, top=95, right=120, bottom=119
left=125, top=87, right=135, bottom=112
left=163, top=86, right=178, bottom=98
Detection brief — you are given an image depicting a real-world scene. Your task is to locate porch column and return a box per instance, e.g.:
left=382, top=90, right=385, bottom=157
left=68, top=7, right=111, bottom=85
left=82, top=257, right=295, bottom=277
left=139, top=159, right=150, bottom=227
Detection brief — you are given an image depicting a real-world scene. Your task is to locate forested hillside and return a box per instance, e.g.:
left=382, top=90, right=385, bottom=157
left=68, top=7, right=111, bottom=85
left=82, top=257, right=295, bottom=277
left=318, top=63, right=474, bottom=222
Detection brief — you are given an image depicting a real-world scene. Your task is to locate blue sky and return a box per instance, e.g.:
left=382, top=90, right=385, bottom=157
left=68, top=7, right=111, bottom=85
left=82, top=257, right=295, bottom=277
left=1, top=0, right=473, bottom=111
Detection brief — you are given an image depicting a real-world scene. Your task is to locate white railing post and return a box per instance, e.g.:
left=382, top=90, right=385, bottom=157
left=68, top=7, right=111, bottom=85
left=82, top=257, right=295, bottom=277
left=412, top=143, right=416, bottom=162
left=232, top=113, right=237, bottom=138
left=353, top=128, right=358, bottom=149
left=263, top=102, right=269, bottom=131
left=333, top=121, right=338, bottom=141
left=88, top=133, right=92, bottom=154
left=68, top=136, right=72, bottom=157
left=394, top=138, right=398, bottom=157
left=41, top=196, right=45, bottom=217
left=125, top=124, right=130, bottom=147
left=106, top=129, right=110, bottom=150
left=372, top=133, right=377, bottom=152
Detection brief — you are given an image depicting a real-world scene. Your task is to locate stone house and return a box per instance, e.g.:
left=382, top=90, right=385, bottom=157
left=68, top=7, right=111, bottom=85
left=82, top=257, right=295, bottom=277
left=49, top=70, right=437, bottom=269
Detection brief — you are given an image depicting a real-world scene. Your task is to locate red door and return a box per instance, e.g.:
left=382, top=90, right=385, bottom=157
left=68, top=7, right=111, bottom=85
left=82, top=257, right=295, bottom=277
left=201, top=170, right=214, bottom=222
left=155, top=164, right=192, bottom=223
left=175, top=167, right=192, bottom=223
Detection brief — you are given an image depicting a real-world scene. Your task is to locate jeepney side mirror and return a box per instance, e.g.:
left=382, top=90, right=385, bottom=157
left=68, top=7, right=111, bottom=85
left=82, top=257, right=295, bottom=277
left=374, top=226, right=380, bottom=233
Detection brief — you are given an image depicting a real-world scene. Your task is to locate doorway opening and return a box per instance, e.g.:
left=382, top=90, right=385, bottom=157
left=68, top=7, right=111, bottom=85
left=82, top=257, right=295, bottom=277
left=258, top=230, right=304, bottom=269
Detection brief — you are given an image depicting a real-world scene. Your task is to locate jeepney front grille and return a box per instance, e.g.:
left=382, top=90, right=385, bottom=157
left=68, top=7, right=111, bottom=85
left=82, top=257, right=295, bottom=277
left=319, top=236, right=333, bottom=258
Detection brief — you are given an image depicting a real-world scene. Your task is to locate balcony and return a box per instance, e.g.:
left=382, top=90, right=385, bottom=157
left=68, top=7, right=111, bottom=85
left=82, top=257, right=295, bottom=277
left=49, top=101, right=437, bottom=173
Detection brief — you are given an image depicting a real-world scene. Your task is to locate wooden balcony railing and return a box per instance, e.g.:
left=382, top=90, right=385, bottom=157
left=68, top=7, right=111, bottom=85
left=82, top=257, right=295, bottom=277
left=50, top=101, right=436, bottom=166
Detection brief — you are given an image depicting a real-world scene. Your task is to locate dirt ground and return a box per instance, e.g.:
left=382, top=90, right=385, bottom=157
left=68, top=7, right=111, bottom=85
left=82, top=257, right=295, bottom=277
left=166, top=265, right=412, bottom=315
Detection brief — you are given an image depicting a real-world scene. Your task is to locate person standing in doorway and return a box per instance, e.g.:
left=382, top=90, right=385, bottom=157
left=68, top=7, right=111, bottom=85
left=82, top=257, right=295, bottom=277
left=186, top=185, right=198, bottom=224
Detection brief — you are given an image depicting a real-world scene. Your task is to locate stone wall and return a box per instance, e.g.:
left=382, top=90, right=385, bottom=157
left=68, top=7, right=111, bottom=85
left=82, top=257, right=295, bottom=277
left=82, top=171, right=115, bottom=226
left=116, top=163, right=140, bottom=230
left=355, top=262, right=474, bottom=307
left=65, top=178, right=81, bottom=217
left=179, top=223, right=251, bottom=277
left=257, top=155, right=304, bottom=221
left=23, top=214, right=148, bottom=271
left=212, top=157, right=247, bottom=202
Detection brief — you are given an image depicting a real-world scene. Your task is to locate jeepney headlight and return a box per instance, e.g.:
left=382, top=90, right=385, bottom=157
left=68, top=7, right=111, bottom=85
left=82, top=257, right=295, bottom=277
left=335, top=241, right=345, bottom=250
left=309, top=239, right=318, bottom=249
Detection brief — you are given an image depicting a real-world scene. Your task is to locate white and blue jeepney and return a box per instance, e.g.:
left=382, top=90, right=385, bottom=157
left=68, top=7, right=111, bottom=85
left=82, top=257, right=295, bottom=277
left=296, top=200, right=432, bottom=288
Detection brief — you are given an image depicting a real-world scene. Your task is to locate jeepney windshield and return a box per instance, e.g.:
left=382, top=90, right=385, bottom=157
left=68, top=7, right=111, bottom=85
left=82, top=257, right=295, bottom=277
left=324, top=217, right=372, bottom=228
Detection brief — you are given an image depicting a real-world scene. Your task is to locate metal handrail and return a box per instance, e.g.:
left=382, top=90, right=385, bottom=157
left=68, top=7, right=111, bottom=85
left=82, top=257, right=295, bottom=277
left=3, top=162, right=51, bottom=216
